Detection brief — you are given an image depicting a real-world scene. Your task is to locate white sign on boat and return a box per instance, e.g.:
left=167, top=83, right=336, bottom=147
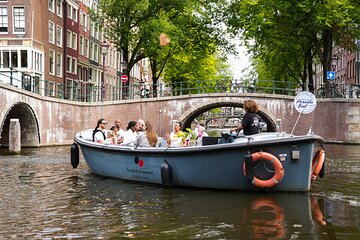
left=294, top=91, right=317, bottom=114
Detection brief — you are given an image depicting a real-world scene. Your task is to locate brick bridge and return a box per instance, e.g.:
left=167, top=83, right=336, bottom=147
left=1, top=83, right=359, bottom=146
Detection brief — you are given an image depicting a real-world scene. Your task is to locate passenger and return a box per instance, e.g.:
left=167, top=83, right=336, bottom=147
left=110, top=125, right=123, bottom=144
left=92, top=118, right=107, bottom=143
left=114, top=119, right=126, bottom=139
left=194, top=120, right=208, bottom=146
left=134, top=121, right=159, bottom=147
left=122, top=121, right=138, bottom=146
left=166, top=121, right=185, bottom=147
left=230, top=100, right=260, bottom=135
left=137, top=119, right=145, bottom=132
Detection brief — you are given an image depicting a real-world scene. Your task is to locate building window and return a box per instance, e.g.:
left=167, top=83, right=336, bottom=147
left=10, top=50, right=18, bottom=68
left=56, top=25, right=62, bottom=47
left=13, top=7, right=25, bottom=33
left=72, top=58, right=77, bottom=74
left=67, top=30, right=72, bottom=47
left=56, top=0, right=62, bottom=17
left=85, top=38, right=89, bottom=57
left=79, top=35, right=84, bottom=55
left=2, top=50, right=9, bottom=68
left=20, top=49, right=27, bottom=68
left=66, top=55, right=71, bottom=72
left=0, top=7, right=8, bottom=33
left=49, top=21, right=55, bottom=44
left=48, top=0, right=54, bottom=12
left=72, top=7, right=77, bottom=22
left=72, top=33, right=77, bottom=50
left=56, top=52, right=62, bottom=77
left=49, top=50, right=55, bottom=75
left=67, top=4, right=72, bottom=19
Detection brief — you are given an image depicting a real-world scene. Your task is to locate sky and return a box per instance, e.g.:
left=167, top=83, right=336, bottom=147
left=227, top=44, right=252, bottom=80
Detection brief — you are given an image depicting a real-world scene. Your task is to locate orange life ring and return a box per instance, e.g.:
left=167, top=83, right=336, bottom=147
left=311, top=148, right=325, bottom=181
left=243, top=152, right=284, bottom=188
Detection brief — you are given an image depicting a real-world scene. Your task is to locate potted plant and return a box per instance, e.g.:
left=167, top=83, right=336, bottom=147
left=183, top=128, right=198, bottom=146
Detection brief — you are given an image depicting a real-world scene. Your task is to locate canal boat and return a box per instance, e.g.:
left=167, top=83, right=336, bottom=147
left=71, top=130, right=325, bottom=192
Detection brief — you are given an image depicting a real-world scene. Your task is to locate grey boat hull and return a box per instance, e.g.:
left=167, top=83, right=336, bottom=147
left=74, top=132, right=325, bottom=192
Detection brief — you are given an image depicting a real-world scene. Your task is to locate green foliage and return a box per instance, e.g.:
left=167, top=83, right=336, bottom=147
left=226, top=0, right=360, bottom=89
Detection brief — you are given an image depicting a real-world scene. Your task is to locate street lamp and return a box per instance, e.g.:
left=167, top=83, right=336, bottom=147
left=101, top=41, right=109, bottom=101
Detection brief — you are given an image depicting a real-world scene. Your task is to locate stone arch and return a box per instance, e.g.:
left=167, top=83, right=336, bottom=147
left=0, top=102, right=40, bottom=147
left=179, top=100, right=277, bottom=131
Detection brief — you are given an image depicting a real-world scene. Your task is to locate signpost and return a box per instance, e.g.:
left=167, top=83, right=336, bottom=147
left=327, top=71, right=335, bottom=81
left=121, top=75, right=128, bottom=83
left=291, top=91, right=317, bottom=135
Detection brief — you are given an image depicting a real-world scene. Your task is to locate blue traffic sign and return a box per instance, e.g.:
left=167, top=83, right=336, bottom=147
left=327, top=71, right=335, bottom=80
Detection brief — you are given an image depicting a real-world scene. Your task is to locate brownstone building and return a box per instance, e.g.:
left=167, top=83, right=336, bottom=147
left=0, top=0, right=149, bottom=102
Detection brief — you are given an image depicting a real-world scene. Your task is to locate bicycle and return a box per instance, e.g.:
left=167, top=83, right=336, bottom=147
left=316, top=82, right=345, bottom=98
left=215, top=81, right=242, bottom=93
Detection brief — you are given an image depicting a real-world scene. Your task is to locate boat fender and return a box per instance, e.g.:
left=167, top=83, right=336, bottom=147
left=70, top=143, right=79, bottom=168
left=311, top=148, right=325, bottom=181
left=161, top=160, right=172, bottom=187
left=244, top=154, right=254, bottom=181
left=243, top=152, right=284, bottom=188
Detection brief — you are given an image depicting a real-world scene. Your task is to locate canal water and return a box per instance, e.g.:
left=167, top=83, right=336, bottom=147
left=0, top=144, right=359, bottom=239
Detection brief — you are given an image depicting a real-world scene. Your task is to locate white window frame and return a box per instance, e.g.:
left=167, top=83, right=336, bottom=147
left=0, top=6, right=8, bottom=34
left=72, top=57, right=77, bottom=74
left=72, top=32, right=77, bottom=50
left=56, top=0, right=62, bottom=17
left=67, top=30, right=72, bottom=48
left=13, top=6, right=25, bottom=34
left=85, top=38, right=89, bottom=58
left=79, top=35, right=84, bottom=56
left=49, top=49, right=55, bottom=75
left=56, top=25, right=62, bottom=47
left=48, top=21, right=55, bottom=44
left=48, top=0, right=54, bottom=12
left=66, top=55, right=71, bottom=73
left=56, top=52, right=62, bottom=77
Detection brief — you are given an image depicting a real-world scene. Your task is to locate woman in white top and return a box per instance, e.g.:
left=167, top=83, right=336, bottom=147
left=122, top=121, right=138, bottom=146
left=166, top=121, right=185, bottom=147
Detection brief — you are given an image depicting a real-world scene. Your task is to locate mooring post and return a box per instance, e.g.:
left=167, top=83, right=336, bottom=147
left=9, top=119, right=21, bottom=153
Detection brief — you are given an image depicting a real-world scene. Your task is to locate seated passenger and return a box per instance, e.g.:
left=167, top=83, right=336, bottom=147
left=166, top=121, right=185, bottom=147
left=92, top=118, right=108, bottom=143
left=122, top=121, right=138, bottom=146
left=114, top=119, right=126, bottom=139
left=134, top=121, right=159, bottom=147
left=110, top=125, right=123, bottom=144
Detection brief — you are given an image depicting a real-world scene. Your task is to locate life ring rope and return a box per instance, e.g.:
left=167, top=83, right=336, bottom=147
left=244, top=151, right=285, bottom=188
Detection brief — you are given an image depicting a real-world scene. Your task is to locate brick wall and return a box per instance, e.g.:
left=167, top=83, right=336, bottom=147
left=1, top=84, right=360, bottom=145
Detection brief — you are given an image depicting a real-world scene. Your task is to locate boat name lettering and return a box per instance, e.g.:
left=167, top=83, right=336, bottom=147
left=127, top=168, right=154, bottom=175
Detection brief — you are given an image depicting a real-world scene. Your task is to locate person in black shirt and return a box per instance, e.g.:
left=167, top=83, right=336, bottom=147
left=230, top=100, right=260, bottom=135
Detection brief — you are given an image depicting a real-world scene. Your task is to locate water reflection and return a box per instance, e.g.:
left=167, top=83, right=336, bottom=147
left=0, top=145, right=359, bottom=239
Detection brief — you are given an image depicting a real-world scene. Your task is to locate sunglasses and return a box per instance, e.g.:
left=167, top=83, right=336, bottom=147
left=101, top=122, right=107, bottom=125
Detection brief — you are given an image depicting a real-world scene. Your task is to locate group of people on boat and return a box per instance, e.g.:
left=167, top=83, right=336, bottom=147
left=93, top=119, right=160, bottom=147
left=92, top=100, right=260, bottom=147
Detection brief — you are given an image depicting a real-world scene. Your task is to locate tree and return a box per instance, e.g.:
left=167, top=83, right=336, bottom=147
left=226, top=0, right=360, bottom=92
left=94, top=0, right=191, bottom=91
left=94, top=0, right=232, bottom=95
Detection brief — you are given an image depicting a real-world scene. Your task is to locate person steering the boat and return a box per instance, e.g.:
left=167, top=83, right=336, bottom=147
left=230, top=100, right=260, bottom=136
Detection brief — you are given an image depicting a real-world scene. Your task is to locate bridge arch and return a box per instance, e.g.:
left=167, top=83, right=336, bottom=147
left=179, top=100, right=277, bottom=131
left=1, top=102, right=40, bottom=147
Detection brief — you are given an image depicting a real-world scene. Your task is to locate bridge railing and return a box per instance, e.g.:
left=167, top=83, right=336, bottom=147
left=2, top=67, right=358, bottom=101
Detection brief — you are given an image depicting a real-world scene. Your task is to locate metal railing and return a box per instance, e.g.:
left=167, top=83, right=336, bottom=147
left=3, top=67, right=358, bottom=101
